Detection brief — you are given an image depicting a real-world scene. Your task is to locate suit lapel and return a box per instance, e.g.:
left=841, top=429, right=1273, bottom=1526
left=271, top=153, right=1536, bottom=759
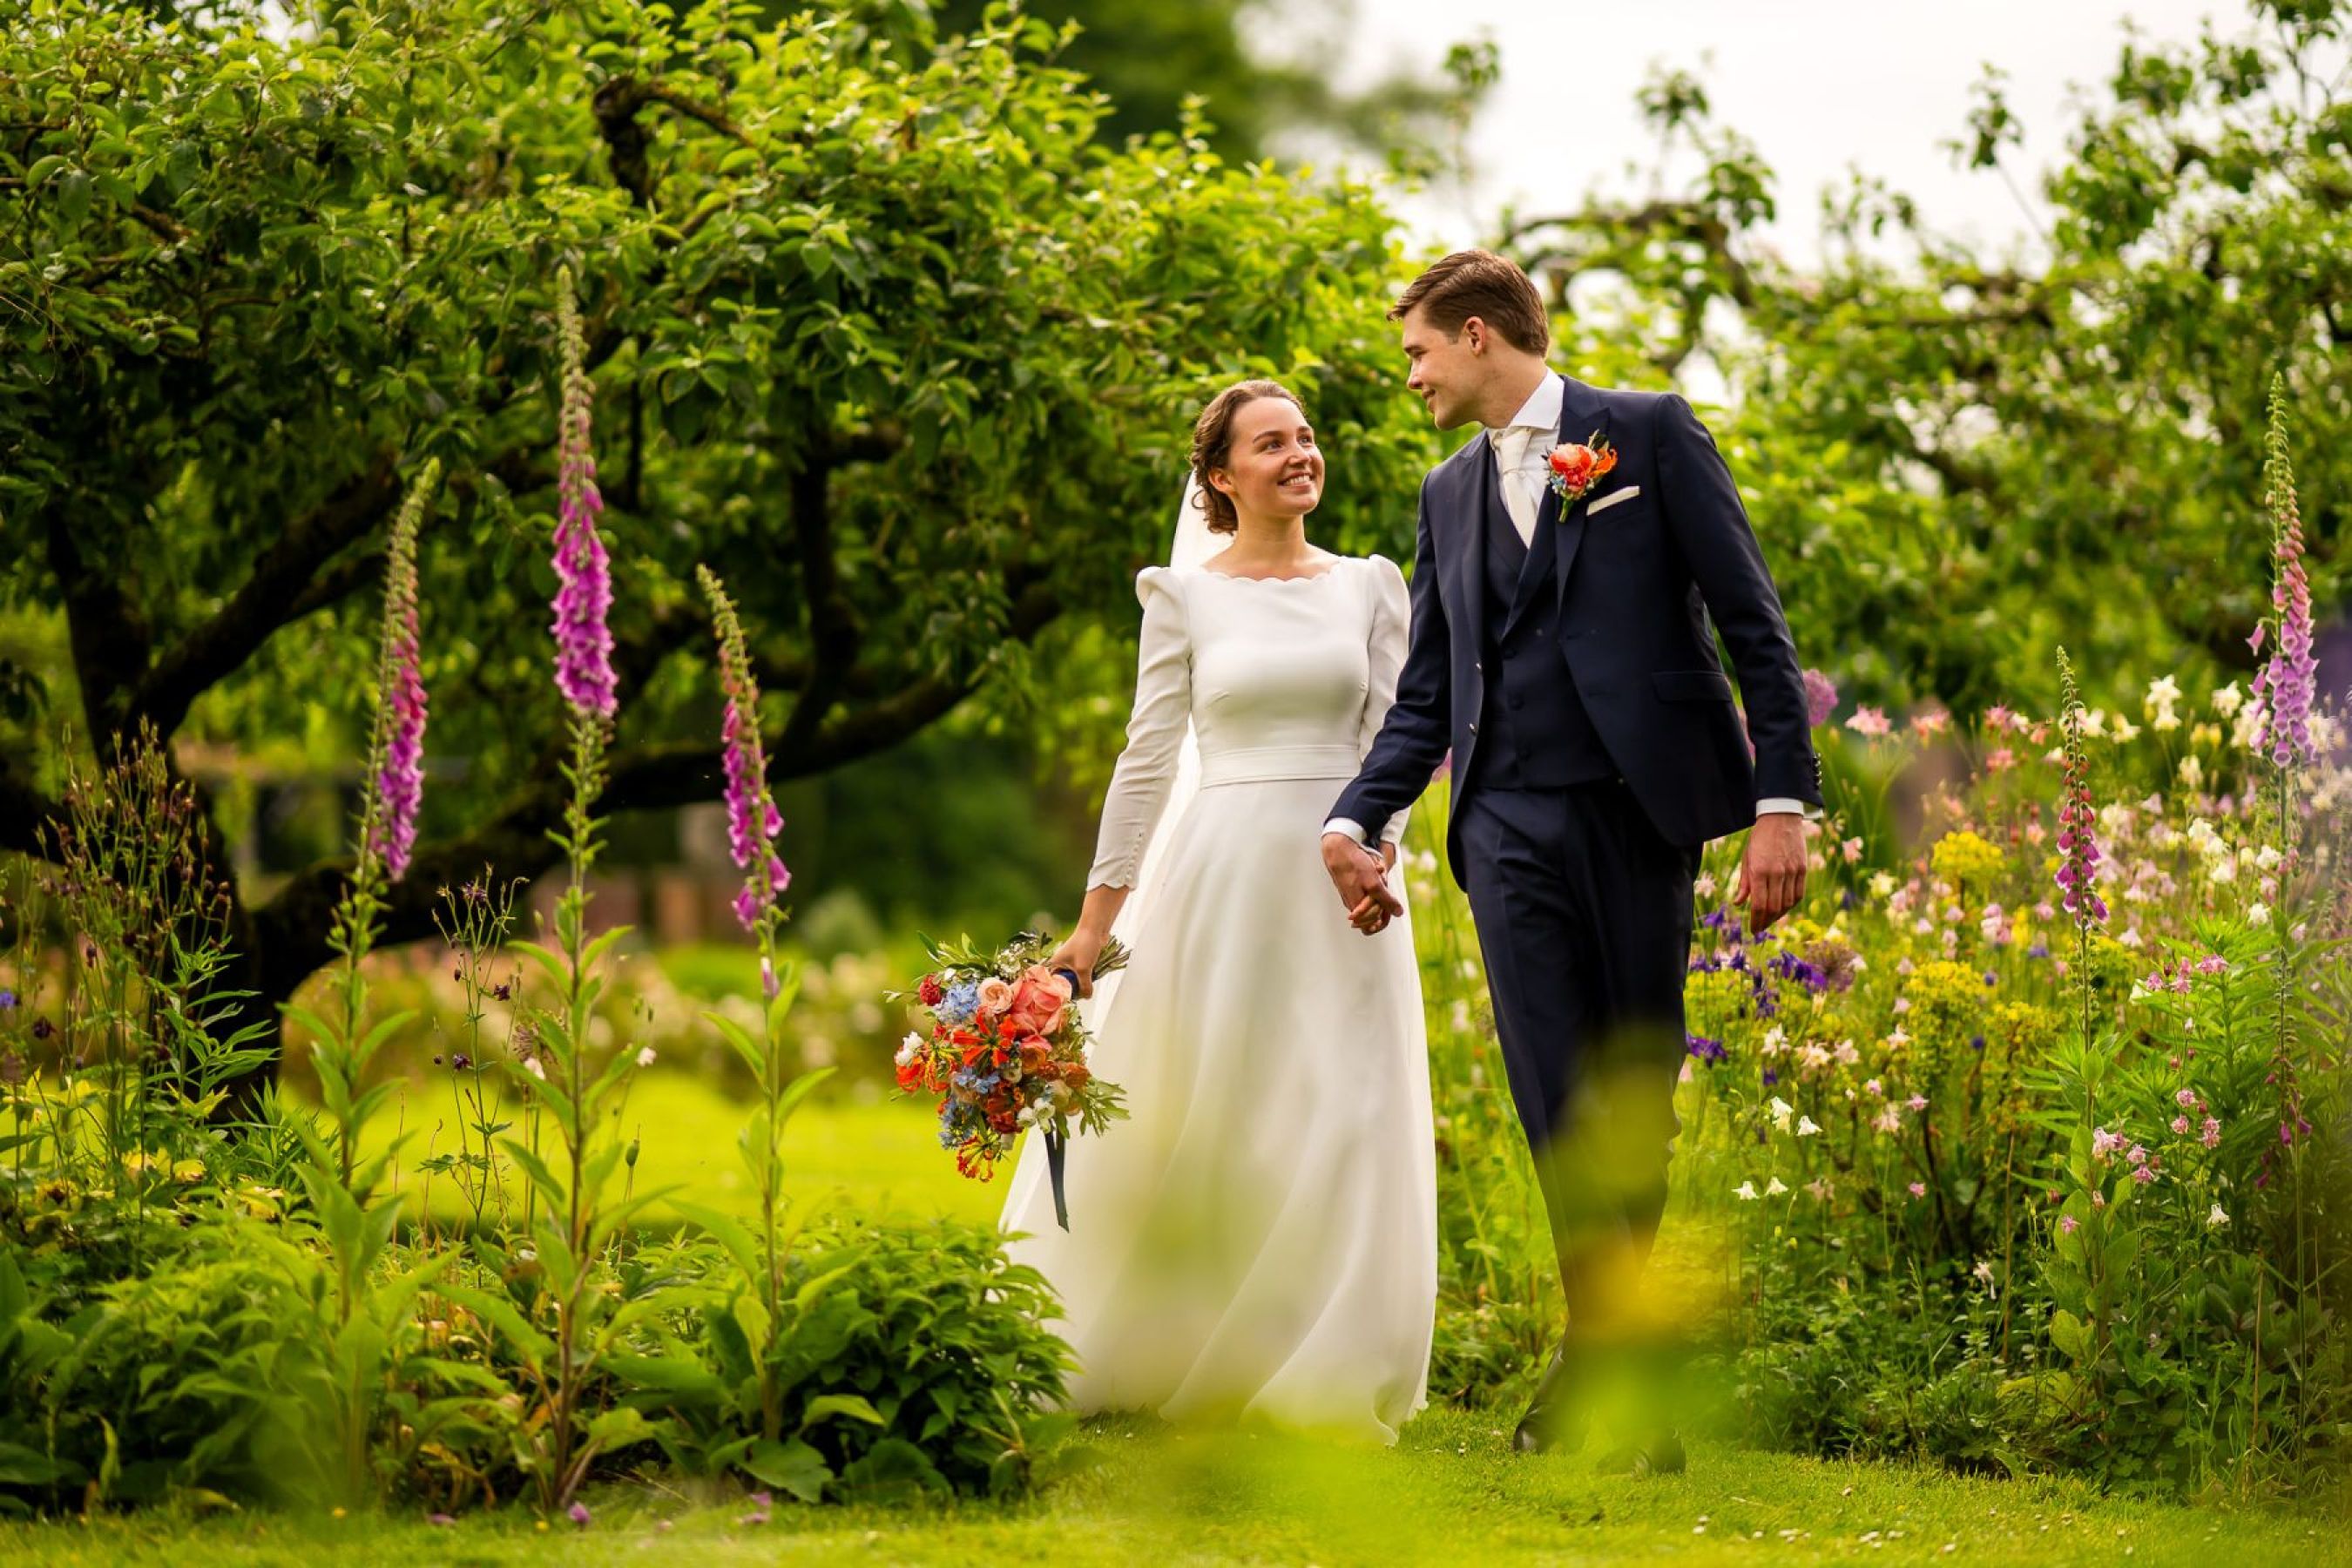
left=1551, top=378, right=1612, bottom=617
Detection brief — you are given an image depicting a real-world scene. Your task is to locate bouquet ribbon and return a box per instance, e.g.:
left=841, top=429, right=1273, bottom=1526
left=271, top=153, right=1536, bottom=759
left=1042, top=966, right=1083, bottom=1230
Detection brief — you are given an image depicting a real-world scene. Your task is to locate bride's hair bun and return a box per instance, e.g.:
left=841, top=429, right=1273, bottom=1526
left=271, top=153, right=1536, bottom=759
left=1189, top=379, right=1301, bottom=536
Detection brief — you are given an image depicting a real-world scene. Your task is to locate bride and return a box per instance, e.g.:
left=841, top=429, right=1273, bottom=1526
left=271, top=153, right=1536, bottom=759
left=996, top=379, right=1436, bottom=1444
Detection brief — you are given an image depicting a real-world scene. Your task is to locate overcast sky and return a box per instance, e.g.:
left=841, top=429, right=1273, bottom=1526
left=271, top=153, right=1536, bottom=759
left=1289, top=0, right=2240, bottom=266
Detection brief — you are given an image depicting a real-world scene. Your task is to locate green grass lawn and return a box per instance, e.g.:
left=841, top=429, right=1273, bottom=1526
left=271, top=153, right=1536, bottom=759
left=362, top=1066, right=1004, bottom=1231
left=3, top=1411, right=2339, bottom=1565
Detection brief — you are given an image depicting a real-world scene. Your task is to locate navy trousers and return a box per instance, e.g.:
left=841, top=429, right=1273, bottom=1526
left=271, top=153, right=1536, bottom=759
left=1454, top=777, right=1700, bottom=1348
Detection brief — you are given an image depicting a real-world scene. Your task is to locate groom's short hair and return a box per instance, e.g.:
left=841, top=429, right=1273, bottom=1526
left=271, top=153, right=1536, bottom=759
left=1389, top=250, right=1550, bottom=355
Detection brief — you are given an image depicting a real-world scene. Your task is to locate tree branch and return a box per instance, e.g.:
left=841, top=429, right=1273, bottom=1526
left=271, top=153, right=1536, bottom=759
left=777, top=453, right=861, bottom=759
left=135, top=446, right=403, bottom=736
left=0, top=760, right=64, bottom=860
left=45, top=510, right=154, bottom=746
left=249, top=585, right=1064, bottom=1000
left=592, top=74, right=754, bottom=208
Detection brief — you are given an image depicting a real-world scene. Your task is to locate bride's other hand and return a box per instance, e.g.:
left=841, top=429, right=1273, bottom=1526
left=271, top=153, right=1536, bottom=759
left=1046, top=927, right=1107, bottom=998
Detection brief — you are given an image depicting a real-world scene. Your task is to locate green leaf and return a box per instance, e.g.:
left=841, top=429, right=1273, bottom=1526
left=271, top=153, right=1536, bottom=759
left=797, top=1393, right=885, bottom=1432
left=672, top=1200, right=763, bottom=1285
left=441, top=1284, right=551, bottom=1374
left=733, top=1294, right=773, bottom=1362
left=742, top=1436, right=830, bottom=1503
left=581, top=925, right=634, bottom=974
left=606, top=1349, right=724, bottom=1401
left=2049, top=1309, right=2090, bottom=1363
left=584, top=1405, right=658, bottom=1452
left=702, top=1008, right=765, bottom=1079
left=499, top=1139, right=570, bottom=1213
left=510, top=939, right=571, bottom=991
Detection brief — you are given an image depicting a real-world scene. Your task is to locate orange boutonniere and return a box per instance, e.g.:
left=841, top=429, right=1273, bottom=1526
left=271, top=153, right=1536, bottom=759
left=1544, top=434, right=1618, bottom=509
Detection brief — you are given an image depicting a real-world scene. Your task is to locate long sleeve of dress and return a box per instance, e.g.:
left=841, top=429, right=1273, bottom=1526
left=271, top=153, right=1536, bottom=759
left=1358, top=557, right=1413, bottom=848
left=1085, top=567, right=1191, bottom=889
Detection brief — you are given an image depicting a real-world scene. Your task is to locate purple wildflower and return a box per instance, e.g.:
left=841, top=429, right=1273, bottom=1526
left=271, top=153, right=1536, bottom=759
left=2051, top=650, right=2107, bottom=928
left=700, top=566, right=790, bottom=930
left=551, top=269, right=618, bottom=720
left=0, top=989, right=14, bottom=1010
left=2250, top=377, right=2316, bottom=768
left=1801, top=668, right=1838, bottom=727
left=568, top=1500, right=591, bottom=1527
left=1685, top=1032, right=1727, bottom=1064
left=368, top=466, right=435, bottom=882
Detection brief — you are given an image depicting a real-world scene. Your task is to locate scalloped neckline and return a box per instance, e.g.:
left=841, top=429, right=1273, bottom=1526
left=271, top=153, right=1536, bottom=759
left=1194, top=558, right=1350, bottom=585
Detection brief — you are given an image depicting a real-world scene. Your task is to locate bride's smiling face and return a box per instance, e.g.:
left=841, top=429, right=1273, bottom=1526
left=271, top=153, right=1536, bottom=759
left=1210, top=395, right=1323, bottom=522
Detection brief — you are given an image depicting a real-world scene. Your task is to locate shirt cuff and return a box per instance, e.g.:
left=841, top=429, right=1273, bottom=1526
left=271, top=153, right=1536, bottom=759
left=1321, top=816, right=1371, bottom=847
left=1755, top=798, right=1815, bottom=821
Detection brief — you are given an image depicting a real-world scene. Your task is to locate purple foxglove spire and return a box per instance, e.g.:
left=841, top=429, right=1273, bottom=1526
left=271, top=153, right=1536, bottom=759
left=2251, top=377, right=2316, bottom=770
left=367, top=461, right=438, bottom=882
left=551, top=269, right=618, bottom=721
left=699, top=565, right=789, bottom=930
left=2052, top=649, right=2106, bottom=929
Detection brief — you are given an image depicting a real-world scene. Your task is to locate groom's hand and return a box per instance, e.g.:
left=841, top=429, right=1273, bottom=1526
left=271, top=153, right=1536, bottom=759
left=1734, top=812, right=1808, bottom=936
left=1322, top=831, right=1402, bottom=934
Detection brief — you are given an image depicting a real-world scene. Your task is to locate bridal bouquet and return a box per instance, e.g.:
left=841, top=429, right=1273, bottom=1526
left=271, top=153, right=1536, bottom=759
left=890, top=929, right=1129, bottom=1228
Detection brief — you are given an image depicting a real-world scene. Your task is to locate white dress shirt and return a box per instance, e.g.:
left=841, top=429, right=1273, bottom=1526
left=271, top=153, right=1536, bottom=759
left=1322, top=372, right=1808, bottom=849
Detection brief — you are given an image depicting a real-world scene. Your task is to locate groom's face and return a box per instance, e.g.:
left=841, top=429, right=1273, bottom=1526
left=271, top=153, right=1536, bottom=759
left=1398, top=306, right=1483, bottom=430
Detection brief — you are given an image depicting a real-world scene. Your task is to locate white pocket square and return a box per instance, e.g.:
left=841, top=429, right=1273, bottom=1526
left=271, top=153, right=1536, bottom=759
left=1586, top=484, right=1641, bottom=515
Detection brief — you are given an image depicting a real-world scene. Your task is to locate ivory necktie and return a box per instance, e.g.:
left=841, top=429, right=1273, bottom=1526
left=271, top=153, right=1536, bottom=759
left=1493, top=425, right=1545, bottom=547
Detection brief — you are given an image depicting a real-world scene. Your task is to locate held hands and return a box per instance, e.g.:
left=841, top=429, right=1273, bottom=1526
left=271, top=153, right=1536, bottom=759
left=1733, top=811, right=1808, bottom=937
left=1321, top=832, right=1402, bottom=936
left=1045, top=927, right=1107, bottom=998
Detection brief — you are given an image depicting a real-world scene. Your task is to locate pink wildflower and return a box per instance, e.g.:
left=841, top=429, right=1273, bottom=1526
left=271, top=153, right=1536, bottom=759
left=1802, top=668, right=1839, bottom=727
left=1847, top=706, right=1891, bottom=738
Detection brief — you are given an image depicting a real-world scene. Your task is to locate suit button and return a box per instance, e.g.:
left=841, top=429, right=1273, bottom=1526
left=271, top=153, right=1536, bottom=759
left=1473, top=660, right=1482, bottom=673
left=1468, top=721, right=1477, bottom=734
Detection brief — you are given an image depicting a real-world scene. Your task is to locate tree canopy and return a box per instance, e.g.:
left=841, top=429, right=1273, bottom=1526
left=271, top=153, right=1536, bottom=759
left=0, top=0, right=1439, bottom=1043
left=1502, top=0, right=2345, bottom=713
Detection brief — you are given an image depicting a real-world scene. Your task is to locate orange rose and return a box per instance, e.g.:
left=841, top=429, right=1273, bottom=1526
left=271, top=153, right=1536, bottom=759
left=1004, top=966, right=1072, bottom=1038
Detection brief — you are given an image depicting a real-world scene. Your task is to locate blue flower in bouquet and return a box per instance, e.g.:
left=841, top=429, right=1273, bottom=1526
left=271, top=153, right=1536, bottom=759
left=952, top=1064, right=1000, bottom=1098
left=936, top=980, right=982, bottom=1025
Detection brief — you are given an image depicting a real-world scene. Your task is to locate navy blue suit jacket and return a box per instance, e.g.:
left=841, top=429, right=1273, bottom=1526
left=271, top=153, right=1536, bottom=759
left=1332, top=375, right=1821, bottom=880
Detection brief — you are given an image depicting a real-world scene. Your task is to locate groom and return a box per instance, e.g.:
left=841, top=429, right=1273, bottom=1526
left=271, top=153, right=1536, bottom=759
left=1324, top=250, right=1820, bottom=1469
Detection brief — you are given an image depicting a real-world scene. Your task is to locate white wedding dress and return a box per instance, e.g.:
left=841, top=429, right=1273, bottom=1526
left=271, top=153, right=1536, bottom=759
left=997, top=551, right=1436, bottom=1445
